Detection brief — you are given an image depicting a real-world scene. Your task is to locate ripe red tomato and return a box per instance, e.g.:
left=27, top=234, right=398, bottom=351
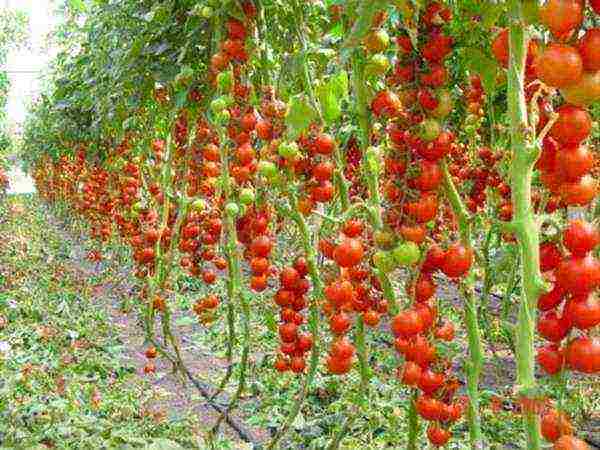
left=535, top=44, right=583, bottom=88
left=279, top=322, right=298, bottom=343
left=563, top=220, right=599, bottom=256
left=327, top=355, right=353, bottom=374
left=314, top=133, right=335, bottom=155
left=537, top=310, right=571, bottom=342
left=540, top=242, right=563, bottom=271
left=541, top=408, right=573, bottom=443
left=422, top=244, right=446, bottom=272
left=565, top=336, right=600, bottom=374
left=416, top=395, right=444, bottom=421
left=296, top=334, right=313, bottom=353
left=391, top=309, right=424, bottom=337
left=250, top=257, right=270, bottom=275
left=362, top=310, right=380, bottom=327
left=539, top=0, right=584, bottom=38
left=563, top=294, right=600, bottom=330
left=561, top=175, right=598, bottom=206
left=400, top=361, right=422, bottom=386
left=290, top=356, right=306, bottom=373
left=250, top=235, right=273, bottom=257
left=331, top=337, right=355, bottom=360
left=434, top=321, right=455, bottom=341
left=417, top=368, right=445, bottom=395
left=274, top=356, right=290, bottom=372
left=414, top=275, right=436, bottom=303
left=550, top=105, right=592, bottom=146
left=280, top=267, right=300, bottom=290
left=333, top=238, right=364, bottom=268
left=312, top=161, right=334, bottom=182
left=411, top=160, right=442, bottom=191
left=329, top=311, right=351, bottom=334
left=538, top=284, right=565, bottom=311
left=537, top=344, right=564, bottom=375
left=415, top=303, right=436, bottom=331
left=555, top=255, right=600, bottom=296
left=427, top=424, right=451, bottom=447
left=440, top=243, right=473, bottom=278
left=557, top=145, right=594, bottom=182
left=579, top=28, right=600, bottom=71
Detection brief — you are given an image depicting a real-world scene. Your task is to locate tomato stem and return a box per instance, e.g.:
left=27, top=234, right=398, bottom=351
left=442, top=158, right=484, bottom=449
left=508, top=1, right=544, bottom=447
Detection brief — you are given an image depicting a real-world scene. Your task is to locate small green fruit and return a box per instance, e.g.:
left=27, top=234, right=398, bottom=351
left=373, top=250, right=397, bottom=273
left=239, top=187, right=255, bottom=205
left=225, top=202, right=240, bottom=217
left=392, top=242, right=421, bottom=266
left=191, top=198, right=207, bottom=212
left=278, top=141, right=299, bottom=159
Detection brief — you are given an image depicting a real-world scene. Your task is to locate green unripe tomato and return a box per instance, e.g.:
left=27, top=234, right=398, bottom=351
left=258, top=160, right=278, bottom=179
left=191, top=198, right=207, bottom=212
left=373, top=229, right=396, bottom=250
left=216, top=109, right=230, bottom=124
left=373, top=250, right=397, bottom=273
left=392, top=241, right=421, bottom=266
left=366, top=53, right=390, bottom=76
left=217, top=71, right=233, bottom=93
left=131, top=201, right=143, bottom=212
left=277, top=141, right=299, bottom=159
left=365, top=29, right=390, bottom=53
left=419, top=118, right=441, bottom=142
left=210, top=97, right=227, bottom=113
left=225, top=202, right=240, bottom=217
left=239, top=187, right=255, bottom=205
left=430, top=89, right=453, bottom=119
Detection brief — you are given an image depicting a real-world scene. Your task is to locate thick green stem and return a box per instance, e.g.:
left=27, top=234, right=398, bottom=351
left=407, top=391, right=419, bottom=450
left=442, top=159, right=483, bottom=449
left=507, top=2, right=543, bottom=448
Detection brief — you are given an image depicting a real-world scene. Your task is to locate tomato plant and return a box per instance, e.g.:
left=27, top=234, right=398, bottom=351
left=8, top=0, right=600, bottom=449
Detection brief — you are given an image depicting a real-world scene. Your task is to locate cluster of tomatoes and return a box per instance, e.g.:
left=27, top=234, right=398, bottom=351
left=320, top=221, right=391, bottom=374
left=143, top=345, right=158, bottom=374
left=446, top=75, right=506, bottom=216
left=376, top=3, right=456, bottom=245
left=273, top=257, right=313, bottom=374
left=537, top=219, right=600, bottom=377
left=295, top=131, right=338, bottom=209
left=241, top=208, right=275, bottom=292
left=393, top=243, right=471, bottom=447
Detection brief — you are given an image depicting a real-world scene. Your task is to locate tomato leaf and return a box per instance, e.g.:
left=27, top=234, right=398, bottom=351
left=317, top=71, right=348, bottom=124
left=286, top=95, right=317, bottom=138
left=463, top=48, right=498, bottom=94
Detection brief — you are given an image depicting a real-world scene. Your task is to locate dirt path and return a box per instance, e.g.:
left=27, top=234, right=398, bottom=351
left=44, top=203, right=271, bottom=449
left=0, top=194, right=269, bottom=449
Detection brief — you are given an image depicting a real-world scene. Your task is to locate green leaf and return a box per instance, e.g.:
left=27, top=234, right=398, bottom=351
left=285, top=95, right=316, bottom=138
left=481, top=3, right=503, bottom=28
left=463, top=48, right=498, bottom=95
left=523, top=0, right=540, bottom=25
left=67, top=0, right=86, bottom=13
left=174, top=88, right=189, bottom=109
left=317, top=71, right=348, bottom=124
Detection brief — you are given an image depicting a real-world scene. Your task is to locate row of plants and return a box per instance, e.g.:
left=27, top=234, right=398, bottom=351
left=0, top=8, right=29, bottom=196
left=19, top=0, right=600, bottom=448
